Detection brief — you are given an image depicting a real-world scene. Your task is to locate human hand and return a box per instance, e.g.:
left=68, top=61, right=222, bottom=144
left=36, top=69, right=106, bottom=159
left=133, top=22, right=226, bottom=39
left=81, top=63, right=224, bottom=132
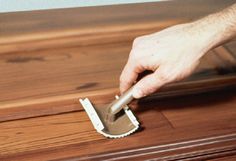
left=120, top=23, right=216, bottom=98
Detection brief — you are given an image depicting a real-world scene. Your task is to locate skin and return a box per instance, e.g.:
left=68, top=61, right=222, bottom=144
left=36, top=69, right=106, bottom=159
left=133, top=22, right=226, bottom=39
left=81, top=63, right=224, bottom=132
left=120, top=3, right=236, bottom=99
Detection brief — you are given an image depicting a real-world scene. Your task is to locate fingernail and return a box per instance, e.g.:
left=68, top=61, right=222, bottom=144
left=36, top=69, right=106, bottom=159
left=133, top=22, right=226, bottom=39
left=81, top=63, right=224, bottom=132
left=132, top=87, right=143, bottom=99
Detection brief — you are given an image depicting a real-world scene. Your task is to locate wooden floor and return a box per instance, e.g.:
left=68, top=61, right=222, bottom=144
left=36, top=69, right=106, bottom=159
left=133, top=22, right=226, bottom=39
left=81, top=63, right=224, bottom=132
left=0, top=0, right=236, bottom=160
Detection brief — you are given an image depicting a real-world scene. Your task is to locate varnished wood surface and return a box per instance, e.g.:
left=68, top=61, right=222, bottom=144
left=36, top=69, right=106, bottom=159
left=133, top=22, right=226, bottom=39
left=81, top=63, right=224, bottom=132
left=0, top=90, right=236, bottom=160
left=210, top=155, right=236, bottom=161
left=0, top=0, right=235, bottom=54
left=0, top=0, right=236, bottom=122
left=0, top=0, right=236, bottom=160
left=0, top=41, right=236, bottom=122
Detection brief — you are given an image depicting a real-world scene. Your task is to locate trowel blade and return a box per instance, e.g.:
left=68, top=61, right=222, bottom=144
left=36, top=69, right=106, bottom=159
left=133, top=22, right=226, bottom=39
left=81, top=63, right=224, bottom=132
left=79, top=96, right=139, bottom=139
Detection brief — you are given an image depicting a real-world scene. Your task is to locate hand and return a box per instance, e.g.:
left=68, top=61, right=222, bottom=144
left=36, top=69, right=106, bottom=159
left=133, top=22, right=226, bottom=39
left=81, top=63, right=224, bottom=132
left=120, top=23, right=215, bottom=98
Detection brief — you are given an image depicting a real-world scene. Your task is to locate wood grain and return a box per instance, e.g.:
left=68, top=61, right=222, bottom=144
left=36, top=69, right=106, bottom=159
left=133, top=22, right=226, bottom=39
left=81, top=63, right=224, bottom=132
left=0, top=0, right=236, bottom=160
left=0, top=0, right=235, bottom=54
left=0, top=0, right=236, bottom=123
left=209, top=155, right=236, bottom=161
left=0, top=42, right=236, bottom=122
left=0, top=90, right=236, bottom=160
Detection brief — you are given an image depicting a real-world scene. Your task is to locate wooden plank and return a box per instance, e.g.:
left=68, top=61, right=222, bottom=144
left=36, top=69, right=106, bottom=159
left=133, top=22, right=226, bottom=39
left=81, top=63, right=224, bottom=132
left=0, top=89, right=235, bottom=160
left=0, top=1, right=236, bottom=160
left=0, top=42, right=127, bottom=104
left=209, top=155, right=236, bottom=161
left=0, top=0, right=235, bottom=123
left=0, top=0, right=235, bottom=54
left=0, top=43, right=236, bottom=122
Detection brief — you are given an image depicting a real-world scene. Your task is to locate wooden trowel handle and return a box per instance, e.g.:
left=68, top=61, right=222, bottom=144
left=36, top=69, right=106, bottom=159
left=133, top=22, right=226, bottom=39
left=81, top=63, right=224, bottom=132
left=109, top=86, right=134, bottom=115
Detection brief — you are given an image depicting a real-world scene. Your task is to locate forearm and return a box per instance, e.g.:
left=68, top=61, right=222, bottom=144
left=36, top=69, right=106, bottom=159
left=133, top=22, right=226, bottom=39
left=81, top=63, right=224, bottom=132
left=189, top=3, right=236, bottom=51
left=120, top=3, right=236, bottom=98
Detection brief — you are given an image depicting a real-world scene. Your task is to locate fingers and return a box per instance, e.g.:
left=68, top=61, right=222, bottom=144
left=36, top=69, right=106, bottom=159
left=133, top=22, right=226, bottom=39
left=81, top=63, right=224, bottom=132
left=132, top=67, right=171, bottom=98
left=120, top=49, right=160, bottom=94
left=119, top=58, right=143, bottom=94
left=120, top=35, right=161, bottom=94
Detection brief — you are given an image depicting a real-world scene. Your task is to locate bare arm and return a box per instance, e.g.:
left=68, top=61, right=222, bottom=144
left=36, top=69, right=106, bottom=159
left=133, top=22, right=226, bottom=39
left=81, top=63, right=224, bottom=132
left=193, top=3, right=236, bottom=48
left=120, top=3, right=236, bottom=98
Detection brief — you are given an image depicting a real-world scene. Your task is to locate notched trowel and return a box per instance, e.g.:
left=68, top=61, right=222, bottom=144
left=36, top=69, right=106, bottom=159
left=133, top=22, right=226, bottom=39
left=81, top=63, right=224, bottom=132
left=79, top=87, right=139, bottom=139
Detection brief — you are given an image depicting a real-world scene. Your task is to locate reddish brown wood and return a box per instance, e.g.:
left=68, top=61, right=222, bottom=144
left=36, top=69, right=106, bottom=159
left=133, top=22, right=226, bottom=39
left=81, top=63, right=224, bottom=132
left=0, top=0, right=236, bottom=160
left=0, top=90, right=236, bottom=161
left=0, top=0, right=234, bottom=54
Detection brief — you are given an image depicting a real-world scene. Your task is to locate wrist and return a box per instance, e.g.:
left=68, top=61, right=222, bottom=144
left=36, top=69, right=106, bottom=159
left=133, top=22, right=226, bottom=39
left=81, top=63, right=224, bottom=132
left=184, top=17, right=223, bottom=58
left=184, top=20, right=217, bottom=56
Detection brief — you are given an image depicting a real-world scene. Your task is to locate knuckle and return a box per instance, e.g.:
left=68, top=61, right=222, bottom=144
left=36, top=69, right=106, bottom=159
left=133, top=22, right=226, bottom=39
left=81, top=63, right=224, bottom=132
left=129, top=52, right=141, bottom=64
left=156, top=73, right=172, bottom=83
left=140, top=86, right=155, bottom=97
left=132, top=55, right=141, bottom=64
left=133, top=37, right=140, bottom=46
left=119, top=75, right=126, bottom=83
left=148, top=87, right=157, bottom=95
left=119, top=76, right=131, bottom=85
left=139, top=89, right=146, bottom=96
left=129, top=50, right=136, bottom=59
left=133, top=37, right=144, bottom=47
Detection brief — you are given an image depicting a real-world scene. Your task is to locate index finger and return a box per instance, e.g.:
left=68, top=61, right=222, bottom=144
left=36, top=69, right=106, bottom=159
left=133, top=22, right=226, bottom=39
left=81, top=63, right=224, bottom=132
left=119, top=54, right=144, bottom=94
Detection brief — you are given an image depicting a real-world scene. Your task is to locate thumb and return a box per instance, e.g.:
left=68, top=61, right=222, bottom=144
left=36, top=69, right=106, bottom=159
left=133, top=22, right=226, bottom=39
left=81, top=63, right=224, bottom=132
left=132, top=70, right=169, bottom=98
